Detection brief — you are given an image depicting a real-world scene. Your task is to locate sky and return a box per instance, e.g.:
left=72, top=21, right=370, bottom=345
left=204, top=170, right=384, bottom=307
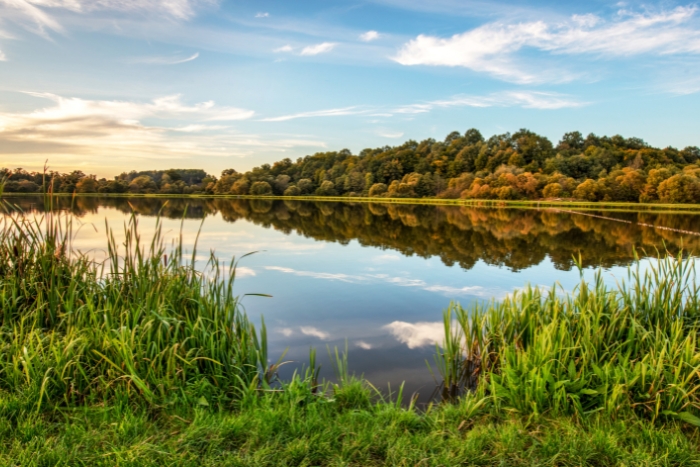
left=1, top=0, right=700, bottom=178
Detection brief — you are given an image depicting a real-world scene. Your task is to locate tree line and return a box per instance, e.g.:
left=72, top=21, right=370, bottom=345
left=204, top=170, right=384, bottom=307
left=3, top=129, right=700, bottom=203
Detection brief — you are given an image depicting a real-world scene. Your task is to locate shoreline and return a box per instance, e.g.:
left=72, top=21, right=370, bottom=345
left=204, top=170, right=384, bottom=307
left=4, top=191, right=700, bottom=214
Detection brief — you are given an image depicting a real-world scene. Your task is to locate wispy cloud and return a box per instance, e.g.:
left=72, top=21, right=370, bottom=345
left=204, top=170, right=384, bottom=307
left=360, top=30, right=380, bottom=42
left=0, top=48, right=6, bottom=61
left=260, top=106, right=368, bottom=122
left=131, top=52, right=199, bottom=65
left=395, top=91, right=586, bottom=113
left=274, top=44, right=293, bottom=53
left=393, top=6, right=700, bottom=83
left=300, top=42, right=336, bottom=56
left=255, top=11, right=269, bottom=18
left=377, top=130, right=404, bottom=138
left=300, top=326, right=330, bottom=340
left=0, top=0, right=211, bottom=36
left=265, top=266, right=365, bottom=282
left=265, top=265, right=501, bottom=297
left=261, top=90, right=583, bottom=123
left=356, top=341, right=372, bottom=350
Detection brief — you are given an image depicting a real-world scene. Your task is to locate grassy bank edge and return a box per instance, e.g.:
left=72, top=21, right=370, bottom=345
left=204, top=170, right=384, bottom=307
left=4, top=191, right=700, bottom=213
left=4, top=390, right=700, bottom=466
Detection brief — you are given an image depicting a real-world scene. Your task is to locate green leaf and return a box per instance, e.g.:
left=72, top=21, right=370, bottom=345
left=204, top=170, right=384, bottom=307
left=677, top=412, right=700, bottom=427
left=197, top=396, right=209, bottom=407
left=580, top=389, right=598, bottom=395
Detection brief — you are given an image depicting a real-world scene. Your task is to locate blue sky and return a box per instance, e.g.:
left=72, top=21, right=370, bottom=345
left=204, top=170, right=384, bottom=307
left=1, top=0, right=700, bottom=177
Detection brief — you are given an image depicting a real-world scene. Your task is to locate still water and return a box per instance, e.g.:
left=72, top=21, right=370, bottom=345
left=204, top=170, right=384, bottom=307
left=5, top=196, right=700, bottom=401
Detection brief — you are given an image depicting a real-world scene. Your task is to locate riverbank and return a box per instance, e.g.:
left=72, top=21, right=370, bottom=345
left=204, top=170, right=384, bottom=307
left=4, top=191, right=700, bottom=214
left=1, top=208, right=699, bottom=465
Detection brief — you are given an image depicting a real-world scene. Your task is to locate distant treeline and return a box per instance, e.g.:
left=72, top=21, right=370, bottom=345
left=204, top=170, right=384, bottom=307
left=3, top=129, right=700, bottom=203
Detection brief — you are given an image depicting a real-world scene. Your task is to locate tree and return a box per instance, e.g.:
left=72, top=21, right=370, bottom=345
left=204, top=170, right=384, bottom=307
left=657, top=175, right=700, bottom=203
left=75, top=177, right=99, bottom=193
left=249, top=181, right=273, bottom=196
left=543, top=183, right=563, bottom=198
left=129, top=175, right=157, bottom=194
left=368, top=183, right=387, bottom=197
left=315, top=180, right=337, bottom=196
left=284, top=185, right=301, bottom=196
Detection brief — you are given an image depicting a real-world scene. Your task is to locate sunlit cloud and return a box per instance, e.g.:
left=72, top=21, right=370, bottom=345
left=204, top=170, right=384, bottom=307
left=384, top=321, right=444, bottom=349
left=274, top=44, right=293, bottom=53
left=393, top=6, right=700, bottom=83
left=131, top=52, right=199, bottom=65
left=0, top=92, right=329, bottom=175
left=278, top=328, right=294, bottom=337
left=356, top=341, right=372, bottom=350
left=0, top=49, right=6, bottom=61
left=300, top=42, right=336, bottom=56
left=255, top=12, right=269, bottom=18
left=359, top=30, right=380, bottom=42
left=300, top=326, right=330, bottom=340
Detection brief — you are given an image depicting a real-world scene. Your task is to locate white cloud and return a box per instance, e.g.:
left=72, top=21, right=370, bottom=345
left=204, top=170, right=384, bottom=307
left=377, top=131, right=404, bottom=138
left=274, top=44, right=293, bottom=53
left=278, top=328, right=294, bottom=337
left=356, top=341, right=372, bottom=350
left=131, top=52, right=199, bottom=65
left=260, top=106, right=367, bottom=122
left=262, top=90, right=581, bottom=124
left=265, top=266, right=366, bottom=283
left=0, top=49, right=6, bottom=61
left=255, top=11, right=269, bottom=18
left=423, top=285, right=488, bottom=295
left=360, top=30, right=380, bottom=42
left=233, top=266, right=256, bottom=277
left=373, top=253, right=401, bottom=262
left=0, top=0, right=210, bottom=36
left=300, top=326, right=330, bottom=340
left=384, top=321, right=444, bottom=349
left=265, top=265, right=500, bottom=298
left=300, top=42, right=336, bottom=56
left=393, top=6, right=700, bottom=83
left=394, top=91, right=585, bottom=113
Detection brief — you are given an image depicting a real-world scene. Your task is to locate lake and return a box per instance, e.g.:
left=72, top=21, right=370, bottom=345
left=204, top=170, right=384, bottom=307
left=4, top=196, right=700, bottom=402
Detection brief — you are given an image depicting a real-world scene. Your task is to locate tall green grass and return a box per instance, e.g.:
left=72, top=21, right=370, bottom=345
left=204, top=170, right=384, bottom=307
left=433, top=253, right=700, bottom=424
left=0, top=203, right=273, bottom=409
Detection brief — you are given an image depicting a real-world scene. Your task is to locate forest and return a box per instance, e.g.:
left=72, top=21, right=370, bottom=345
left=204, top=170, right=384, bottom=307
left=3, top=129, right=700, bottom=203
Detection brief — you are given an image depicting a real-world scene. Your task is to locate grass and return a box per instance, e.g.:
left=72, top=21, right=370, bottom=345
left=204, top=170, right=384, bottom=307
left=4, top=191, right=700, bottom=214
left=1, top=200, right=700, bottom=465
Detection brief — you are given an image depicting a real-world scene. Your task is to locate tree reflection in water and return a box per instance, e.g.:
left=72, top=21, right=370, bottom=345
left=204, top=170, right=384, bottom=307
left=5, top=196, right=699, bottom=271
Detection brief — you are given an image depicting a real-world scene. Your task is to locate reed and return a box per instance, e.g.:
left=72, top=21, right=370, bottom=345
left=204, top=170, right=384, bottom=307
left=0, top=202, right=272, bottom=409
left=433, top=252, right=700, bottom=424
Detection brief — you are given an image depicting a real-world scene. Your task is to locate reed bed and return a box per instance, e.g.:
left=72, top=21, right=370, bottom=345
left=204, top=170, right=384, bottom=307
left=0, top=204, right=273, bottom=409
left=2, top=204, right=700, bottom=464
left=433, top=253, right=700, bottom=424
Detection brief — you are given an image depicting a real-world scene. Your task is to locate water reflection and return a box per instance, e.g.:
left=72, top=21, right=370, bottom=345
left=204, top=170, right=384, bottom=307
left=7, top=196, right=700, bottom=271
left=5, top=196, right=700, bottom=402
